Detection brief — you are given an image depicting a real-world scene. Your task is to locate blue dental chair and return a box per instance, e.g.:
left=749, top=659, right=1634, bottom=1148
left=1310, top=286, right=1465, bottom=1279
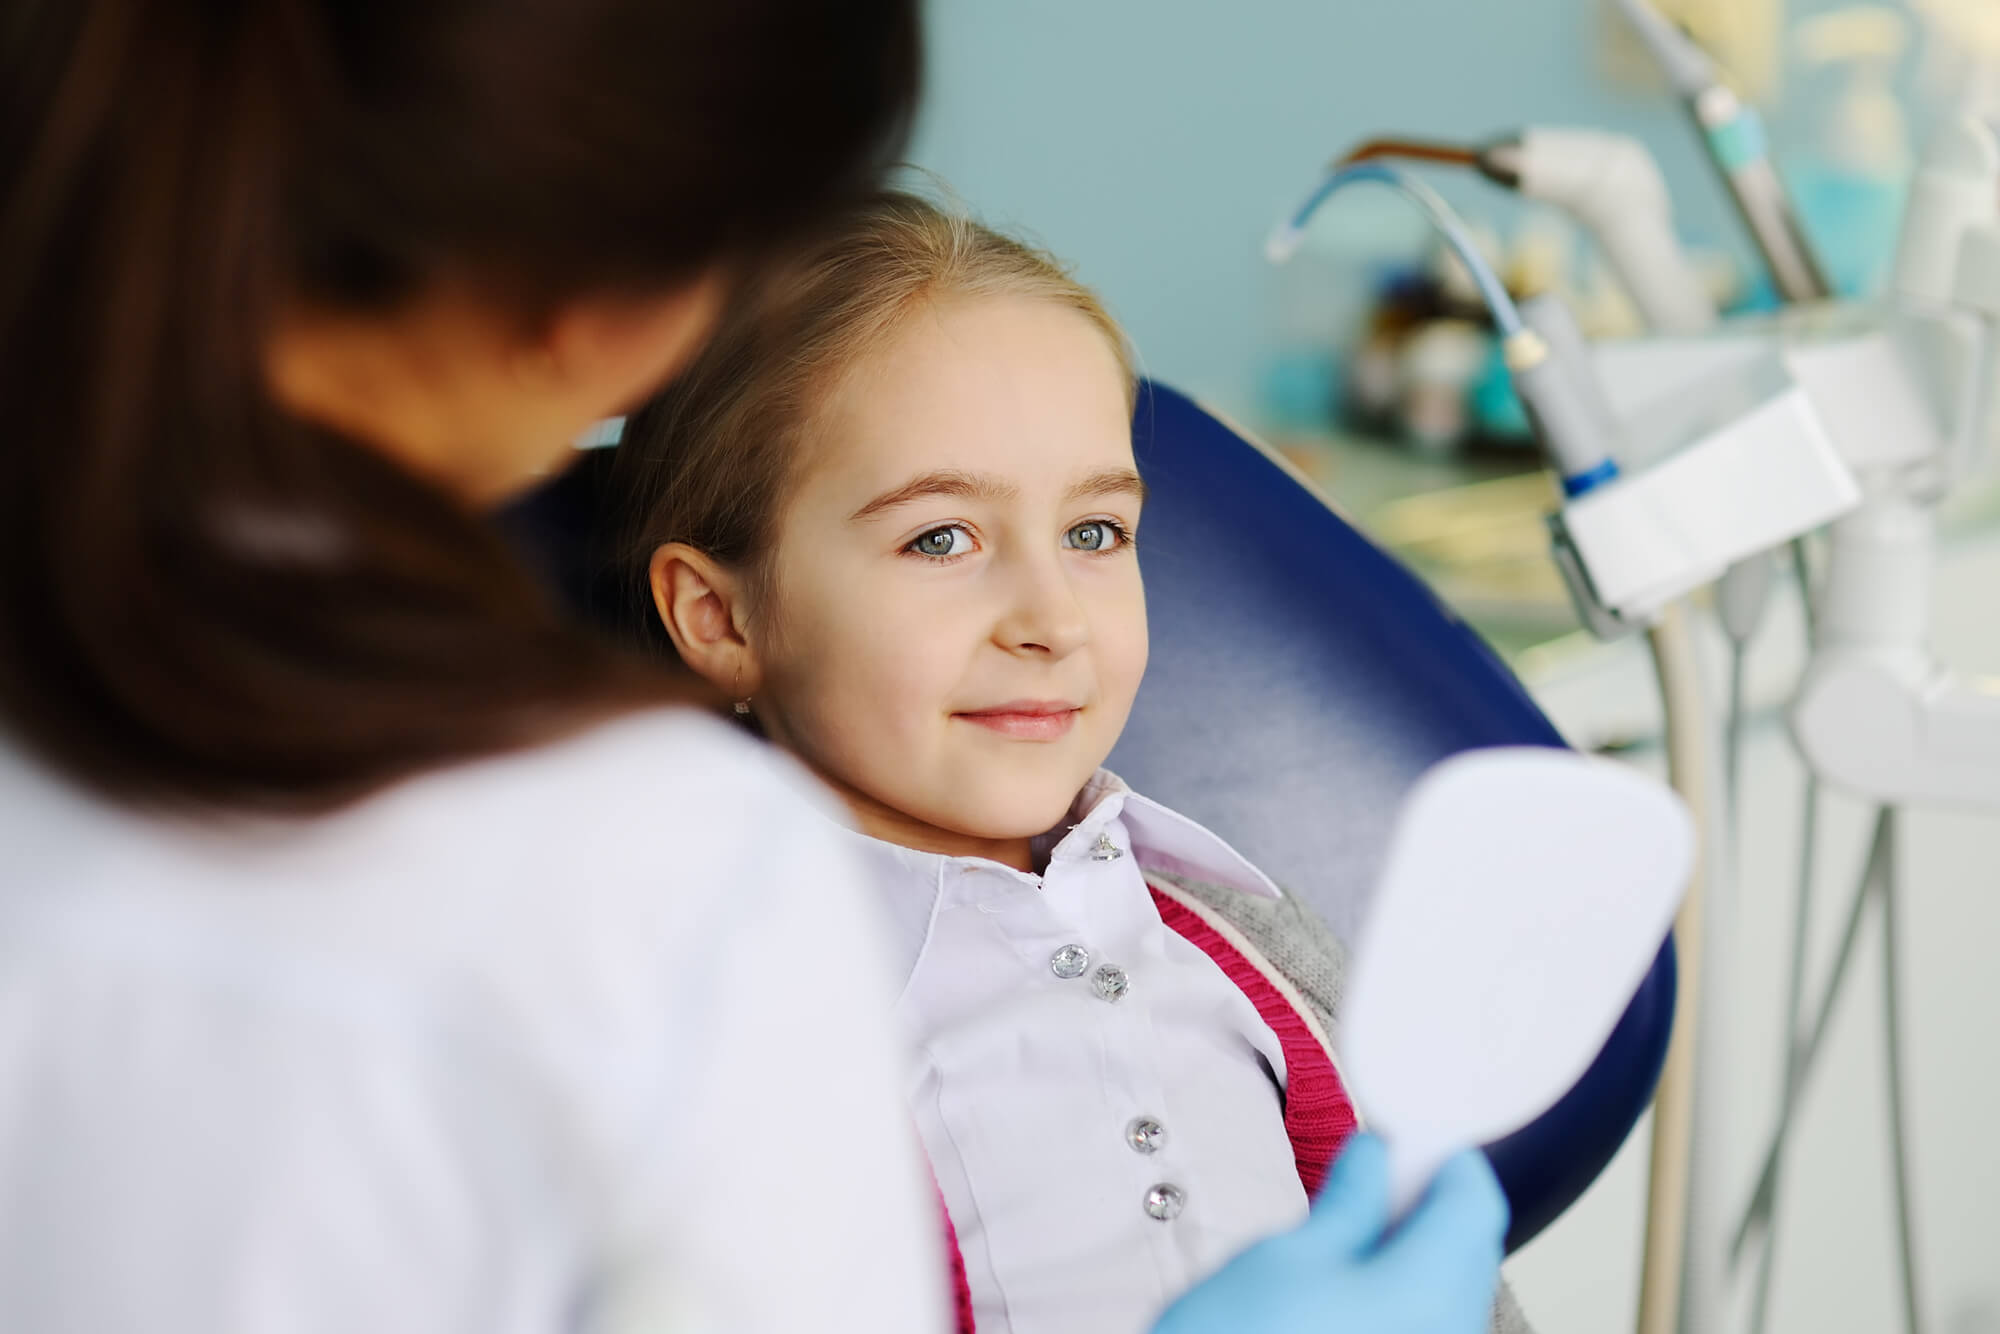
left=498, top=379, right=1677, bottom=1252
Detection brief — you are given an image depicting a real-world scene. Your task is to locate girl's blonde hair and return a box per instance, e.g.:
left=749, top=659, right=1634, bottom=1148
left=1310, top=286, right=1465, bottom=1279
left=612, top=189, right=1133, bottom=637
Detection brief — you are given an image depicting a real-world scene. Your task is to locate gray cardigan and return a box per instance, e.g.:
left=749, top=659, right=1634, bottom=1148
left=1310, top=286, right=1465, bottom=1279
left=1151, top=869, right=1535, bottom=1334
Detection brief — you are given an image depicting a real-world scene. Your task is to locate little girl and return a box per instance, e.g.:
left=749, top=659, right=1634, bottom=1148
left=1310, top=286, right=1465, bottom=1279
left=610, top=191, right=1529, bottom=1334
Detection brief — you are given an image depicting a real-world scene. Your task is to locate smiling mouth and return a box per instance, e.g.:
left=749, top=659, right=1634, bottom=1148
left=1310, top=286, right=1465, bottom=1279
left=952, top=702, right=1082, bottom=741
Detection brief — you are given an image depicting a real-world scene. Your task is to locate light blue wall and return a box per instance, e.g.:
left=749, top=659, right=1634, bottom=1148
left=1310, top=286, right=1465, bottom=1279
left=909, top=0, right=1863, bottom=419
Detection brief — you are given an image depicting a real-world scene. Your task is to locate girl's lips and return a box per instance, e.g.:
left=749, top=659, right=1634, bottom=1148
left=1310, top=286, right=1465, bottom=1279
left=953, top=703, right=1082, bottom=741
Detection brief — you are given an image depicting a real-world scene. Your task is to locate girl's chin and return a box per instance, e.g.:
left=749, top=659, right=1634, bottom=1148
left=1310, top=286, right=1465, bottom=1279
left=838, top=758, right=1113, bottom=848
left=940, top=794, right=1090, bottom=843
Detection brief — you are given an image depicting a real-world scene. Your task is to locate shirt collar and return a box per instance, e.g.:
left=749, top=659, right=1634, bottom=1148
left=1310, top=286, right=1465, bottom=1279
left=826, top=769, right=1280, bottom=989
left=1040, top=769, right=1281, bottom=900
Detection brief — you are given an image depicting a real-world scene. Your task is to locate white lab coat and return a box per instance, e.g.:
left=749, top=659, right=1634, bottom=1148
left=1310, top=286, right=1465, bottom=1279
left=0, top=709, right=949, bottom=1334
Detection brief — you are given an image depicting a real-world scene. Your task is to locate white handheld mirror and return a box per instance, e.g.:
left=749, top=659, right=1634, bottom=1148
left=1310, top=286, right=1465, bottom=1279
left=1344, top=746, right=1694, bottom=1217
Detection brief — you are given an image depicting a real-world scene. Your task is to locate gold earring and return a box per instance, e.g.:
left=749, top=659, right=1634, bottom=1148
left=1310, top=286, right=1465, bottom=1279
left=732, top=668, right=751, bottom=716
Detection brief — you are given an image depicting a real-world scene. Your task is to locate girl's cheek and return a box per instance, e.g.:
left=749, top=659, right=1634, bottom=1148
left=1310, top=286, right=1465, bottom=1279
left=1087, top=572, right=1148, bottom=648
left=1101, top=601, right=1150, bottom=705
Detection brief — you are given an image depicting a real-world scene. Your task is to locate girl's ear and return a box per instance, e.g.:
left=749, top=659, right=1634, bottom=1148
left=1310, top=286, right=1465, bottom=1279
left=649, top=542, right=762, bottom=698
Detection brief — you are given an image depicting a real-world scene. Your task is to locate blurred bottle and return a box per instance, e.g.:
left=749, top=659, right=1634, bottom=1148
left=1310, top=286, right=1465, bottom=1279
left=1257, top=188, right=1429, bottom=440
left=1910, top=0, right=2000, bottom=138
left=1785, top=6, right=1913, bottom=298
left=1400, top=320, right=1490, bottom=454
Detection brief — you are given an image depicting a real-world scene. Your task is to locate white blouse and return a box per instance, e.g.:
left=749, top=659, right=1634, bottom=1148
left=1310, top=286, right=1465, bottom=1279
left=840, top=771, right=1312, bottom=1334
left=0, top=711, right=948, bottom=1334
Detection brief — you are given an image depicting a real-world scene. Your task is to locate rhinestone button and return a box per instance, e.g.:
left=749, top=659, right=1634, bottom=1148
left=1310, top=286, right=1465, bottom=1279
left=1144, top=1183, right=1186, bottom=1221
left=1090, top=832, right=1125, bottom=861
left=1091, top=963, right=1130, bottom=1003
left=1126, top=1116, right=1167, bottom=1155
left=1049, top=944, right=1091, bottom=980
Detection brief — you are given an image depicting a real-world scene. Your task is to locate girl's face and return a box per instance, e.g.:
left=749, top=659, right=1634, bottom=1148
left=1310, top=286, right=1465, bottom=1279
left=750, top=293, right=1147, bottom=868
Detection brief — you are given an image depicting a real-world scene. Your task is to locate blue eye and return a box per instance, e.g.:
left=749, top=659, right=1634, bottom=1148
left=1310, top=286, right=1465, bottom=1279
left=908, top=525, right=973, bottom=558
left=1064, top=520, right=1126, bottom=552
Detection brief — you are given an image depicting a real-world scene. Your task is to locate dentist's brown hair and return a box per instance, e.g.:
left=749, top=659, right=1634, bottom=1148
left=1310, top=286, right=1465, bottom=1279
left=0, top=0, right=919, bottom=811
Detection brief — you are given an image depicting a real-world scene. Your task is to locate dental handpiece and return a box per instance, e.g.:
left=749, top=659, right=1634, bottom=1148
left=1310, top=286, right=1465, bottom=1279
left=1476, top=128, right=1717, bottom=335
left=1615, top=0, right=1834, bottom=304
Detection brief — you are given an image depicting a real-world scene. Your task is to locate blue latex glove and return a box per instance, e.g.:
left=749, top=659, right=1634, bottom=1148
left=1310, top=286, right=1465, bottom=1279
left=1151, top=1134, right=1508, bottom=1334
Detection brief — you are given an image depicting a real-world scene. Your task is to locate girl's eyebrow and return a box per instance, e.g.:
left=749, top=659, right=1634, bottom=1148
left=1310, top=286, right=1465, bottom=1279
left=1066, top=467, right=1148, bottom=504
left=850, top=466, right=1148, bottom=523
left=849, top=469, right=1018, bottom=522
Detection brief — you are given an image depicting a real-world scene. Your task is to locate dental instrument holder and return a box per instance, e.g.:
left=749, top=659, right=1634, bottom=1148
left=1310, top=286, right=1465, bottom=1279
left=1525, top=297, right=1859, bottom=640
left=1563, top=113, right=2000, bottom=802
left=1324, top=94, right=2000, bottom=1334
left=1537, top=112, right=2000, bottom=653
left=1790, top=117, right=2000, bottom=809
left=1474, top=142, right=1857, bottom=637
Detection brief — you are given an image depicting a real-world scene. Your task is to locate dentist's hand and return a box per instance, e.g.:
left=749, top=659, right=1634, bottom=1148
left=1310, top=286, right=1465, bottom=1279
left=1151, top=1134, right=1507, bottom=1334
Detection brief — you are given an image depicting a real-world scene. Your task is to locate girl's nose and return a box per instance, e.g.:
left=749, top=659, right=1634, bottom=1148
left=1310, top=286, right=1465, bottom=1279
left=994, top=553, right=1089, bottom=659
